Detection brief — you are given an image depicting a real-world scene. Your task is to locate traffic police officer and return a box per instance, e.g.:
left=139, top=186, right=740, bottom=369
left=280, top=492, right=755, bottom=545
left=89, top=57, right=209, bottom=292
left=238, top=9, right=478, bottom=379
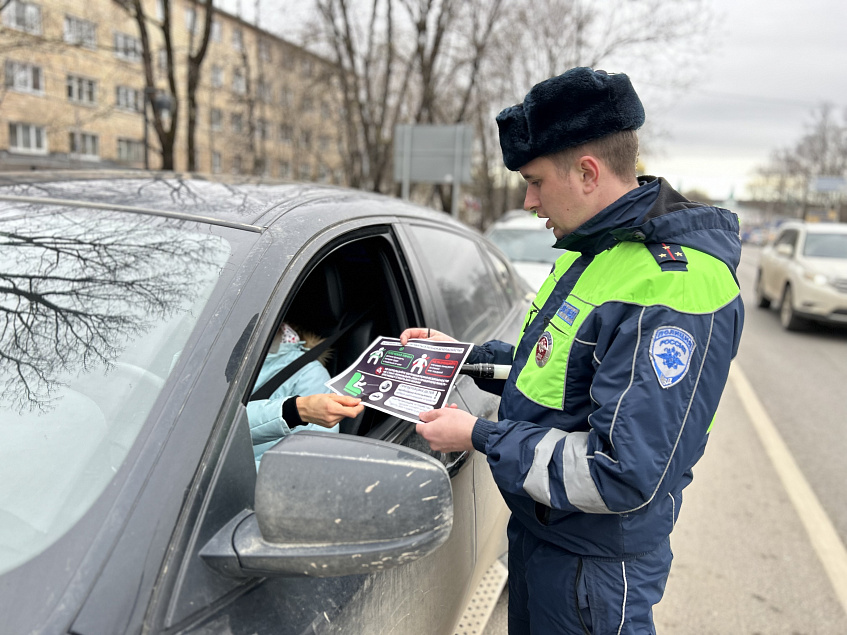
left=401, top=67, right=744, bottom=634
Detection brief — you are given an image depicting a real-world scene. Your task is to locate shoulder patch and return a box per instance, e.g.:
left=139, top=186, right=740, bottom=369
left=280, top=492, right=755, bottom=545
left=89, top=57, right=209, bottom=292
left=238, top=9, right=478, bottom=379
left=646, top=243, right=688, bottom=271
left=649, top=326, right=696, bottom=388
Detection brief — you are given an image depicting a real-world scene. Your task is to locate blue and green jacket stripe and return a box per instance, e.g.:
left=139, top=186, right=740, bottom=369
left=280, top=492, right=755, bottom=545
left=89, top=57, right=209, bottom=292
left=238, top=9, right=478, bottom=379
left=469, top=176, right=744, bottom=558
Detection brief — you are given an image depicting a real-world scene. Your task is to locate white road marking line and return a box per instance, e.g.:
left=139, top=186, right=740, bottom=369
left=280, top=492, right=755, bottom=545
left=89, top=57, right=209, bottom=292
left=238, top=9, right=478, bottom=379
left=730, top=364, right=847, bottom=615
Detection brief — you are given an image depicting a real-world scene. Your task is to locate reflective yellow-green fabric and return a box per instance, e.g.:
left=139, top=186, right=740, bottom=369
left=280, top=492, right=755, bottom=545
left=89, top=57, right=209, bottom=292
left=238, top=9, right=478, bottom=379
left=515, top=243, right=740, bottom=410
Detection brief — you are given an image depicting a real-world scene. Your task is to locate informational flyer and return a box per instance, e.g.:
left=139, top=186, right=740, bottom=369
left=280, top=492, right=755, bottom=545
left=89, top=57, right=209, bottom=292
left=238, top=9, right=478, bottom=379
left=325, top=336, right=474, bottom=423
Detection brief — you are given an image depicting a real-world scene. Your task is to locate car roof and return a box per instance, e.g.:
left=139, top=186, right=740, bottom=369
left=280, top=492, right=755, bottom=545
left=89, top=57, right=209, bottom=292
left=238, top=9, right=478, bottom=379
left=486, top=210, right=548, bottom=232
left=0, top=170, right=452, bottom=233
left=779, top=220, right=847, bottom=234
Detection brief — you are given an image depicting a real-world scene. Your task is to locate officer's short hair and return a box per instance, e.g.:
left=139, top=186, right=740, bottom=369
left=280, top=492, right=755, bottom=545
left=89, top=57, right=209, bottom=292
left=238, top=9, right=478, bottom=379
left=551, top=130, right=640, bottom=181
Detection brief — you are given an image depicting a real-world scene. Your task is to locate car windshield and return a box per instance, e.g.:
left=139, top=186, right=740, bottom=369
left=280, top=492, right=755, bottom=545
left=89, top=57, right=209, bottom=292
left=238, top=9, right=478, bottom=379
left=487, top=228, right=558, bottom=264
left=0, top=206, right=231, bottom=575
left=803, top=232, right=847, bottom=258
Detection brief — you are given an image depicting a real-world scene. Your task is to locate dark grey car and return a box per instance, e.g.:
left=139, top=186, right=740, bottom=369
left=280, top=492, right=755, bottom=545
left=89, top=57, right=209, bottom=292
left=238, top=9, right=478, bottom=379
left=0, top=172, right=525, bottom=634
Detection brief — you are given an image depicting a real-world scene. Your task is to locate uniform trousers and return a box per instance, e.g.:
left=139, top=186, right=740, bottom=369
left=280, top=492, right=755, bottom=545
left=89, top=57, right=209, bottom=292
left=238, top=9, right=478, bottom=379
left=506, top=516, right=673, bottom=634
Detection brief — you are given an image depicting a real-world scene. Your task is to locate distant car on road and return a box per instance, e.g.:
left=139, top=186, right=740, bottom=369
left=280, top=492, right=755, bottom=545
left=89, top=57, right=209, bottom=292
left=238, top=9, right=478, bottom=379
left=0, top=171, right=523, bottom=635
left=485, top=210, right=560, bottom=290
left=755, top=221, right=847, bottom=330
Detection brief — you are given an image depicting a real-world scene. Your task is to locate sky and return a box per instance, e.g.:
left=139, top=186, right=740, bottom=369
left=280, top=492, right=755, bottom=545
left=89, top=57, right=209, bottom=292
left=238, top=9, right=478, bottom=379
left=638, top=0, right=847, bottom=202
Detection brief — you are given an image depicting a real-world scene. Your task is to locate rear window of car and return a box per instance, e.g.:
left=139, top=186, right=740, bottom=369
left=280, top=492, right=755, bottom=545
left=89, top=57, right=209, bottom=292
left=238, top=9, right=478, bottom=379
left=803, top=231, right=847, bottom=258
left=486, top=227, right=558, bottom=264
left=0, top=207, right=231, bottom=574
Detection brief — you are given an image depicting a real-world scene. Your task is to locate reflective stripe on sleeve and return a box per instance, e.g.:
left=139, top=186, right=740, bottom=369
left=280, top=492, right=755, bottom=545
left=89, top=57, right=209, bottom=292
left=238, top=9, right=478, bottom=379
left=563, top=432, right=613, bottom=514
left=523, top=428, right=569, bottom=506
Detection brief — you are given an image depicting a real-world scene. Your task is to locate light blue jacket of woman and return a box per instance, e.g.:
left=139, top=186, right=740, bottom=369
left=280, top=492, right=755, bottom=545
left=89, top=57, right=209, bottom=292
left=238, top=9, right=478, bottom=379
left=247, top=341, right=338, bottom=470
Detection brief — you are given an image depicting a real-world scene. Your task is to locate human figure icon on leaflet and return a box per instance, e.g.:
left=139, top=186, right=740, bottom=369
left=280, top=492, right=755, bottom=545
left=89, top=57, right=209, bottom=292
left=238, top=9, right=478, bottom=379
left=411, top=354, right=429, bottom=374
left=368, top=347, right=385, bottom=364
left=344, top=372, right=367, bottom=396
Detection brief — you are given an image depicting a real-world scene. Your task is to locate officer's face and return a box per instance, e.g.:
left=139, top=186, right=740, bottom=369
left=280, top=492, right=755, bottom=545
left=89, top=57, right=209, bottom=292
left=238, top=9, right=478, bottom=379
left=519, top=156, right=595, bottom=240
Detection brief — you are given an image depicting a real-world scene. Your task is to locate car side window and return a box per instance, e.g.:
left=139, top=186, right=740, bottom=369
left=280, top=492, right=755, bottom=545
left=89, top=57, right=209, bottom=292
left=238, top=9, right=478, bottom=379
left=406, top=225, right=506, bottom=343
left=775, top=229, right=798, bottom=250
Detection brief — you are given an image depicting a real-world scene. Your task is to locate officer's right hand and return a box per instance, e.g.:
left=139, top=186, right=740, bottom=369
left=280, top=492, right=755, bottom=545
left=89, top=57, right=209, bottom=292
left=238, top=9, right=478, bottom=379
left=399, top=327, right=458, bottom=345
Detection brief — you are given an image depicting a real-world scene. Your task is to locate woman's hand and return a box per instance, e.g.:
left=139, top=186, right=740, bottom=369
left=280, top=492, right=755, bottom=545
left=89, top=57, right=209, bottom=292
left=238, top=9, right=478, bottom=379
left=296, top=393, right=364, bottom=428
left=398, top=327, right=457, bottom=345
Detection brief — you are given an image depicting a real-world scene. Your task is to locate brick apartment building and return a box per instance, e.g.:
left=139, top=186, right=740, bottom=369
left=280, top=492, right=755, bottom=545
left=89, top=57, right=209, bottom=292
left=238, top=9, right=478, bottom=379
left=0, top=0, right=345, bottom=182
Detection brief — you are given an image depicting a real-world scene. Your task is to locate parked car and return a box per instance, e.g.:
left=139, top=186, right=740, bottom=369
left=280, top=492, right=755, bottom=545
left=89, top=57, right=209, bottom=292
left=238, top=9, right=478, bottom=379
left=484, top=210, right=560, bottom=290
left=0, top=172, right=526, bottom=635
left=755, top=220, right=847, bottom=330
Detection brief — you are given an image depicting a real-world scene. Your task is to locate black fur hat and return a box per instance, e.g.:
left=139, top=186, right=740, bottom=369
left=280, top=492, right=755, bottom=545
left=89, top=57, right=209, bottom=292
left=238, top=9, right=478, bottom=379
left=496, top=67, right=645, bottom=171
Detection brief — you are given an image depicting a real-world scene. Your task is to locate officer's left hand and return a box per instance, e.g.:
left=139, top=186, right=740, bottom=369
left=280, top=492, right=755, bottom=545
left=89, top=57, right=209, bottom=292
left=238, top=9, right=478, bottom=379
left=417, top=406, right=476, bottom=453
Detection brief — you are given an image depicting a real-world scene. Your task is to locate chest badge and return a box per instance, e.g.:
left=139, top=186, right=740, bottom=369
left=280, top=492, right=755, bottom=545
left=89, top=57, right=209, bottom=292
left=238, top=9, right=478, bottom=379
left=535, top=331, right=553, bottom=367
left=650, top=327, right=696, bottom=388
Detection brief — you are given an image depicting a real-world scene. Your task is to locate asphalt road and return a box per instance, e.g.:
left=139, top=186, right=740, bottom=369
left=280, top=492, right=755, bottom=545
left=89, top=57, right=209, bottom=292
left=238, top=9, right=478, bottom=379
left=483, top=243, right=847, bottom=633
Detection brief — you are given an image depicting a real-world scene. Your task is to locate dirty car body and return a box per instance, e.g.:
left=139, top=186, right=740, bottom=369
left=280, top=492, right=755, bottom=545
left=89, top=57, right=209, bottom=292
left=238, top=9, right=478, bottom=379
left=0, top=172, right=523, bottom=634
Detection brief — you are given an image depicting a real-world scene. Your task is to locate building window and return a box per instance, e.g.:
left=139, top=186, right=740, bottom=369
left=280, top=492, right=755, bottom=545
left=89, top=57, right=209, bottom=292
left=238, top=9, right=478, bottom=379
left=64, top=15, right=96, bottom=48
left=231, top=113, right=243, bottom=134
left=279, top=124, right=292, bottom=143
left=319, top=135, right=330, bottom=151
left=116, top=85, right=142, bottom=112
left=279, top=88, right=293, bottom=108
left=232, top=155, right=242, bottom=174
left=258, top=80, right=272, bottom=102
left=2, top=0, right=41, bottom=35
left=321, top=101, right=331, bottom=119
left=279, top=160, right=290, bottom=178
left=210, top=108, right=222, bottom=131
left=210, top=65, right=223, bottom=88
left=282, top=52, right=295, bottom=71
left=69, top=131, right=99, bottom=159
left=317, top=164, right=330, bottom=183
left=301, top=97, right=313, bottom=111
left=298, top=163, right=311, bottom=180
left=258, top=39, right=271, bottom=62
left=232, top=68, right=245, bottom=95
left=210, top=19, right=221, bottom=42
left=4, top=60, right=43, bottom=94
left=157, top=49, right=168, bottom=73
left=114, top=32, right=142, bottom=62
left=301, top=58, right=313, bottom=77
left=185, top=7, right=197, bottom=33
left=117, top=138, right=144, bottom=163
left=212, top=151, right=221, bottom=174
left=256, top=119, right=269, bottom=141
left=67, top=75, right=97, bottom=105
left=299, top=130, right=312, bottom=149
left=232, top=27, right=243, bottom=51
left=8, top=122, right=46, bottom=154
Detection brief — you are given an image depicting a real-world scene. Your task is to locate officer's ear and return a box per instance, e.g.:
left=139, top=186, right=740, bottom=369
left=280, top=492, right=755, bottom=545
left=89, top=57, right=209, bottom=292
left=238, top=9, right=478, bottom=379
left=576, top=155, right=600, bottom=194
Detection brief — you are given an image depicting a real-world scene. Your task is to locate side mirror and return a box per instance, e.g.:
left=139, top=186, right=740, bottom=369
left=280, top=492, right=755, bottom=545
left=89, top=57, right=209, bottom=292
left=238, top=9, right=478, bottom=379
left=201, top=432, right=453, bottom=578
left=776, top=243, right=794, bottom=257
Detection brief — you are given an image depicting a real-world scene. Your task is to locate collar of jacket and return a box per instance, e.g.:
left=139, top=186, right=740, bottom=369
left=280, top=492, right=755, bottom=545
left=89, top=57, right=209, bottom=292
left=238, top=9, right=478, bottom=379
left=553, top=175, right=662, bottom=254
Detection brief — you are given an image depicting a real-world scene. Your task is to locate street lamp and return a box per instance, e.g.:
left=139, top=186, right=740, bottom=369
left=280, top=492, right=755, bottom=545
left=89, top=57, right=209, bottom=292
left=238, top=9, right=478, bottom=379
left=143, top=88, right=173, bottom=170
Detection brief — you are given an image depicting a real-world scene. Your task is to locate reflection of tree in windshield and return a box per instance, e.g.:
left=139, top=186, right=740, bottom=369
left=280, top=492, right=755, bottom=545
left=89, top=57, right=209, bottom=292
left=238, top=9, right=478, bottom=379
left=0, top=207, right=226, bottom=411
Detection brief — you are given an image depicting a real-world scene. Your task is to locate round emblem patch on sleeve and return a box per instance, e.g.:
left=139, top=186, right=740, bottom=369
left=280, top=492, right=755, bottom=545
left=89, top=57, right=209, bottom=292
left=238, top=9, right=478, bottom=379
left=535, top=331, right=553, bottom=367
left=649, top=327, right=696, bottom=388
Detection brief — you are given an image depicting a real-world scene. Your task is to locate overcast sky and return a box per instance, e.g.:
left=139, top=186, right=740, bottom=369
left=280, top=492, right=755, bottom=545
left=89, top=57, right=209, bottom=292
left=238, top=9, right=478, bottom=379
left=637, top=0, right=847, bottom=201
left=225, top=0, right=845, bottom=203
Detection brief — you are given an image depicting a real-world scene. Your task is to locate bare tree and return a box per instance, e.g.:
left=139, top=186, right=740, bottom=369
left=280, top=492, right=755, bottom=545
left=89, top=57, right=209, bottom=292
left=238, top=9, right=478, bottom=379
left=186, top=0, right=215, bottom=172
left=752, top=103, right=847, bottom=220
left=0, top=203, right=224, bottom=411
left=115, top=0, right=179, bottom=170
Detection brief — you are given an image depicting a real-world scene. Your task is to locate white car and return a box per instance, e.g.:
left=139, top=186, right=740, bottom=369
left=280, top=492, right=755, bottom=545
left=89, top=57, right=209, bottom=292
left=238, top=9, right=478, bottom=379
left=485, top=210, right=560, bottom=290
left=755, top=221, right=847, bottom=330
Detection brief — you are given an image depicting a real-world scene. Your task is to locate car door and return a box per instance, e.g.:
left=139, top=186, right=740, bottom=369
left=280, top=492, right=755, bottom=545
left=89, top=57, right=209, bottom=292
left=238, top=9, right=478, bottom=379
left=145, top=215, right=480, bottom=635
left=763, top=227, right=799, bottom=300
left=396, top=221, right=527, bottom=566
